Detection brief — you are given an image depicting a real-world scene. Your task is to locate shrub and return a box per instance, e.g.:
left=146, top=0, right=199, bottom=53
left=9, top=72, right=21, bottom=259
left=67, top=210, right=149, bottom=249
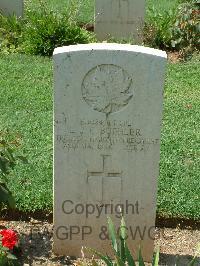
left=22, top=6, right=95, bottom=56
left=144, top=1, right=200, bottom=52
left=171, top=1, right=200, bottom=51
left=144, top=7, right=176, bottom=49
left=0, top=14, right=23, bottom=54
left=0, top=132, right=27, bottom=211
left=0, top=1, right=95, bottom=56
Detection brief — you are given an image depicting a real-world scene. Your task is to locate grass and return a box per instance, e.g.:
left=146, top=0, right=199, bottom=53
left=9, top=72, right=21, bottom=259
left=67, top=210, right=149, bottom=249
left=0, top=54, right=53, bottom=211
left=0, top=0, right=199, bottom=219
left=25, top=0, right=183, bottom=23
left=0, top=53, right=199, bottom=219
left=158, top=54, right=200, bottom=219
left=25, top=0, right=94, bottom=23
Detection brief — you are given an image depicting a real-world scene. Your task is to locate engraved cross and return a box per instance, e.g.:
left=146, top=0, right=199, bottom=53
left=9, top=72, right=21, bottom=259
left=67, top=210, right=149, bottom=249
left=87, top=155, right=122, bottom=203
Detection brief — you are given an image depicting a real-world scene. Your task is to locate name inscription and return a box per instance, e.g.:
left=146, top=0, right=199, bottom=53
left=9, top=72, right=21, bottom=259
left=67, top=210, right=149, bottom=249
left=56, top=119, right=159, bottom=152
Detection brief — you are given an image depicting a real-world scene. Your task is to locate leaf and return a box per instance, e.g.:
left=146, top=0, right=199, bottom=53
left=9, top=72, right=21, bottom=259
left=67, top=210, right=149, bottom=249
left=115, top=255, right=125, bottom=266
left=120, top=240, right=126, bottom=264
left=85, top=247, right=113, bottom=266
left=108, top=217, right=119, bottom=256
left=17, top=155, right=28, bottom=164
left=119, top=217, right=127, bottom=263
left=0, top=140, right=6, bottom=147
left=1, top=246, right=10, bottom=252
left=0, top=183, right=15, bottom=209
left=138, top=247, right=145, bottom=266
left=5, top=148, right=15, bottom=163
left=0, top=157, right=8, bottom=174
left=171, top=40, right=176, bottom=47
left=125, top=244, right=136, bottom=266
left=120, top=240, right=125, bottom=263
left=6, top=253, right=17, bottom=260
left=119, top=217, right=127, bottom=240
left=152, top=249, right=160, bottom=266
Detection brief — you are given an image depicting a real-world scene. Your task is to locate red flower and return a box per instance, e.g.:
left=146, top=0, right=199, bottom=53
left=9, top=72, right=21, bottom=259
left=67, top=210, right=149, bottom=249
left=0, top=229, right=18, bottom=250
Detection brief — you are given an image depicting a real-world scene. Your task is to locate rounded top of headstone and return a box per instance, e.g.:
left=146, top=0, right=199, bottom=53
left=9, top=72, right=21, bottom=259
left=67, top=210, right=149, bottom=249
left=53, top=44, right=167, bottom=59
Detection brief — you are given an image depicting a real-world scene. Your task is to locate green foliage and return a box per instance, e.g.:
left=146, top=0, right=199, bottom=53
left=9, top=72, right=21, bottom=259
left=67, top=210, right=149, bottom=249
left=22, top=3, right=95, bottom=56
left=0, top=244, right=19, bottom=266
left=0, top=14, right=23, bottom=54
left=158, top=54, right=200, bottom=219
left=0, top=0, right=198, bottom=55
left=0, top=53, right=199, bottom=218
left=26, top=0, right=94, bottom=24
left=0, top=1, right=95, bottom=56
left=178, top=0, right=196, bottom=3
left=0, top=54, right=53, bottom=212
left=144, top=7, right=177, bottom=49
left=0, top=138, right=16, bottom=210
left=84, top=217, right=199, bottom=266
left=0, top=133, right=27, bottom=211
left=144, top=1, right=199, bottom=51
left=0, top=183, right=15, bottom=211
left=171, top=2, right=200, bottom=51
left=85, top=217, right=160, bottom=266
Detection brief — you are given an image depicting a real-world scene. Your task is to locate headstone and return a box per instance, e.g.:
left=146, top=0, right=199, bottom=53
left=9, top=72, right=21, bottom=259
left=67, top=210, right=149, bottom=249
left=0, top=0, right=23, bottom=17
left=53, top=44, right=167, bottom=262
left=95, top=0, right=145, bottom=41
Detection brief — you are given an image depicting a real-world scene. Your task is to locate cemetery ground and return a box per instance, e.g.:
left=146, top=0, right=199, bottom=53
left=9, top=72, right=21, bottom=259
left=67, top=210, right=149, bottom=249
left=0, top=51, right=199, bottom=265
left=0, top=0, right=200, bottom=265
left=26, top=0, right=186, bottom=23
left=1, top=53, right=199, bottom=220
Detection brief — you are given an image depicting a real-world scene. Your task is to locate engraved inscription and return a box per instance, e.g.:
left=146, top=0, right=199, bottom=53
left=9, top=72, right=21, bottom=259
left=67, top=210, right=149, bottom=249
left=82, top=64, right=133, bottom=114
left=87, top=155, right=122, bottom=202
left=56, top=119, right=160, bottom=152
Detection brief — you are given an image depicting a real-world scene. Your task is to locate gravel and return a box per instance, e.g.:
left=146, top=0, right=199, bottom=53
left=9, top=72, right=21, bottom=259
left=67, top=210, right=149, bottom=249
left=0, top=219, right=200, bottom=266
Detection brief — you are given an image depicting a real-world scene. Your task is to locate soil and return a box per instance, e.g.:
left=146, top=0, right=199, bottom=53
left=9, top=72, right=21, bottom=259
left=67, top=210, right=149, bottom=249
left=0, top=219, right=200, bottom=266
left=0, top=28, right=196, bottom=265
left=167, top=52, right=182, bottom=63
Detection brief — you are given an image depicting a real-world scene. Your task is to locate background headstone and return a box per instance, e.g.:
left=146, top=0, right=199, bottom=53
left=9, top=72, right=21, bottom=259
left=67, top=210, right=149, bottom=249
left=95, top=0, right=145, bottom=41
left=0, top=0, right=23, bottom=17
left=53, top=44, right=167, bottom=262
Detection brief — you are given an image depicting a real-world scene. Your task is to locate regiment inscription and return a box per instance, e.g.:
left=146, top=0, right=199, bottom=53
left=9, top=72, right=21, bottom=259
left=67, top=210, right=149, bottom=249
left=56, top=118, right=160, bottom=152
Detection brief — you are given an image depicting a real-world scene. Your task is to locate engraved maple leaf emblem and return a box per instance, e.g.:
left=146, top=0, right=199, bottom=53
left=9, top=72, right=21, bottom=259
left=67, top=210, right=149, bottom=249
left=82, top=64, right=133, bottom=115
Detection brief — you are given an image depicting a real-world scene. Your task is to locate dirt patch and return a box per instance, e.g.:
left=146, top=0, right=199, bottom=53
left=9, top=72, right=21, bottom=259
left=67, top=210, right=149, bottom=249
left=2, top=210, right=200, bottom=230
left=0, top=219, right=200, bottom=266
left=167, top=52, right=182, bottom=63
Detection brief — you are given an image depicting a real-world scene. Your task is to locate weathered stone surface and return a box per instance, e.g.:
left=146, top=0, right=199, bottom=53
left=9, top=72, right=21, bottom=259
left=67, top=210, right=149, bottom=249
left=95, top=0, right=145, bottom=41
left=53, top=44, right=167, bottom=262
left=0, top=0, right=23, bottom=17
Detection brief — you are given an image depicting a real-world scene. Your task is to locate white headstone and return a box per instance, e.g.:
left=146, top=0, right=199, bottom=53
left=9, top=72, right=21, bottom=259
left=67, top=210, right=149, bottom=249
left=53, top=44, right=167, bottom=262
left=95, top=0, right=145, bottom=41
left=0, top=0, right=23, bottom=17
